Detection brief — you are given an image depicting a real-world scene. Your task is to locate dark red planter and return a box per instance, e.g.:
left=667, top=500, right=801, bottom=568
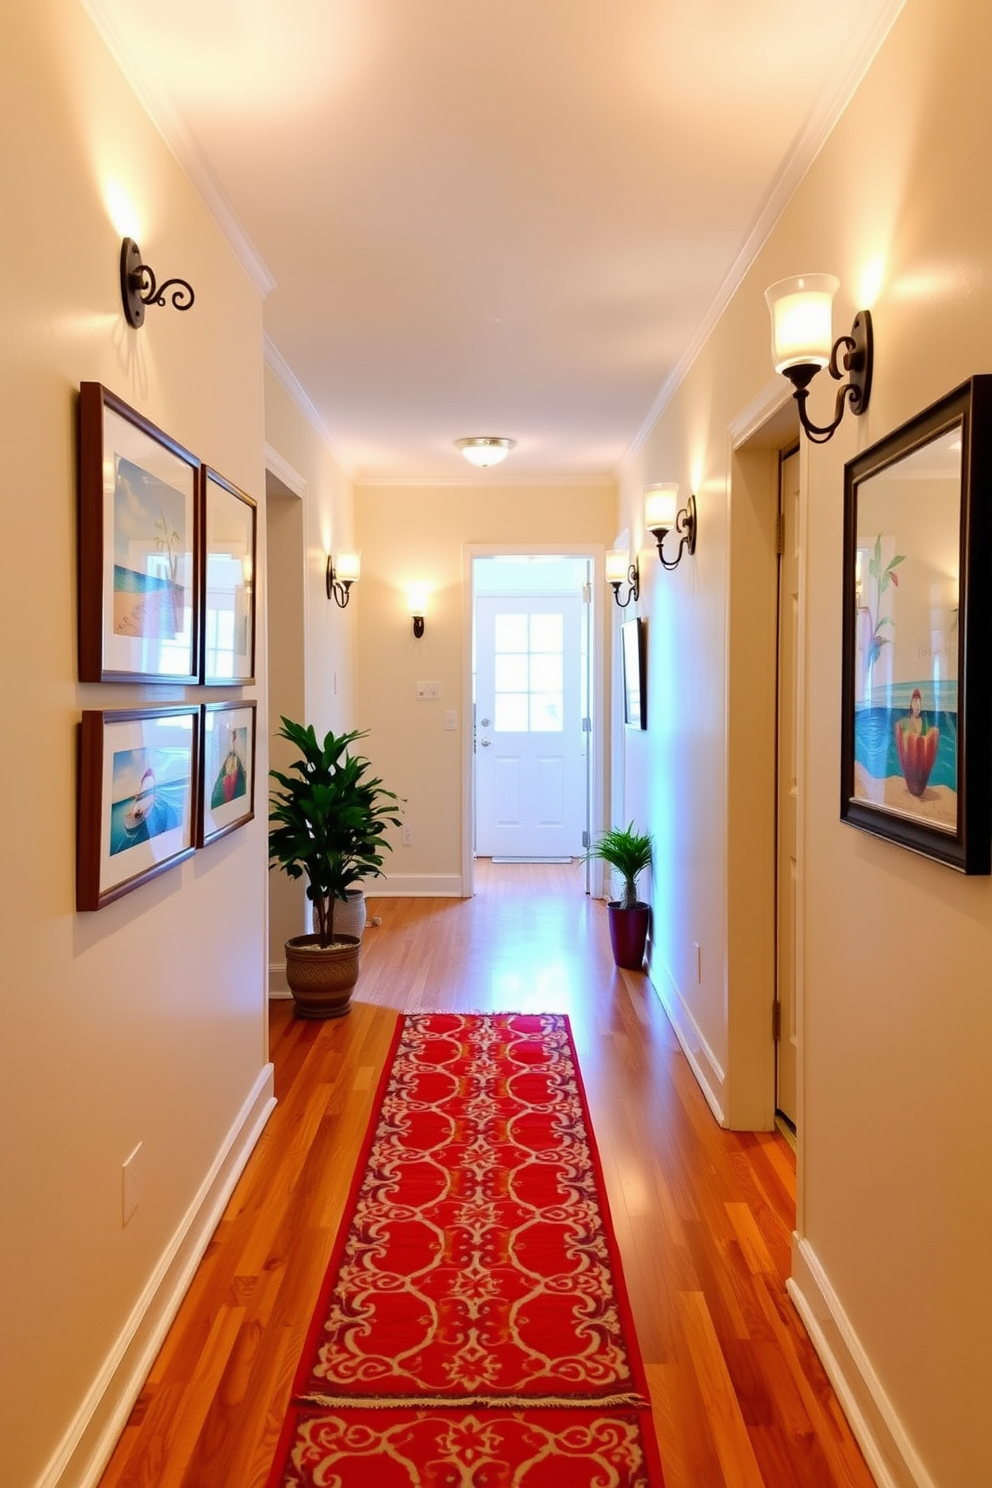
left=607, top=902, right=650, bottom=970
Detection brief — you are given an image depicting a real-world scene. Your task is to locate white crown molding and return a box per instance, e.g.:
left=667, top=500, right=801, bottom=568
left=80, top=0, right=276, bottom=297
left=262, top=336, right=353, bottom=475
left=355, top=474, right=616, bottom=490
left=617, top=0, right=909, bottom=477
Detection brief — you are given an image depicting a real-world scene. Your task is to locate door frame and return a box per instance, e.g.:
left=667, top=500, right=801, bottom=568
left=724, top=386, right=805, bottom=1136
left=461, top=544, right=606, bottom=899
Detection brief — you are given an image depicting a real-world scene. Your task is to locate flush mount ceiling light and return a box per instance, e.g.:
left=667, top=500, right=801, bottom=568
left=454, top=436, right=516, bottom=468
left=764, top=274, right=873, bottom=444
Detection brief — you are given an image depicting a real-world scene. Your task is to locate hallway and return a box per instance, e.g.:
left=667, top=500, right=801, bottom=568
left=97, top=863, right=874, bottom=1488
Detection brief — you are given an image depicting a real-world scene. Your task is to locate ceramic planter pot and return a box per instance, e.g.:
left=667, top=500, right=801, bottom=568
left=284, top=933, right=361, bottom=1019
left=607, top=902, right=650, bottom=970
left=334, top=889, right=367, bottom=940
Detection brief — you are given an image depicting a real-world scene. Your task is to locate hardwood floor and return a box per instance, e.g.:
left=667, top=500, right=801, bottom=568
left=97, top=861, right=876, bottom=1488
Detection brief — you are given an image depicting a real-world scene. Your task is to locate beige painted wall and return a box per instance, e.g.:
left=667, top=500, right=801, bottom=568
left=355, top=484, right=615, bottom=891
left=0, top=6, right=270, bottom=1487
left=616, top=0, right=992, bottom=1482
left=262, top=369, right=357, bottom=971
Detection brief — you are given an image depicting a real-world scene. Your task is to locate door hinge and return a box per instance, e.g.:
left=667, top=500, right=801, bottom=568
left=582, top=829, right=591, bottom=848
left=582, top=582, right=592, bottom=603
left=581, top=716, right=592, bottom=733
left=772, top=1001, right=781, bottom=1041
left=776, top=512, right=785, bottom=556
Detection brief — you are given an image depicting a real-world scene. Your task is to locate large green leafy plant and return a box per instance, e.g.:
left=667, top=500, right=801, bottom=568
left=585, top=822, right=653, bottom=908
left=268, top=719, right=402, bottom=946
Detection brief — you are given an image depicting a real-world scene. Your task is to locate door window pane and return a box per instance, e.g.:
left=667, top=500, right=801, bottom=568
left=492, top=611, right=565, bottom=732
left=495, top=694, right=529, bottom=732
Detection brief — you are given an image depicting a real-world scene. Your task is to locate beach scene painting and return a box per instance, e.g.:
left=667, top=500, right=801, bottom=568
left=78, top=707, right=198, bottom=911
left=79, top=386, right=199, bottom=682
left=199, top=701, right=256, bottom=846
left=109, top=742, right=191, bottom=856
left=849, top=425, right=962, bottom=835
left=113, top=453, right=190, bottom=647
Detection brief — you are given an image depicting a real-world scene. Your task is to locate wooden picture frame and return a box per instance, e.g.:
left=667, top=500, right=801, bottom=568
left=77, top=707, right=199, bottom=910
left=200, top=467, right=257, bottom=684
left=621, top=617, right=647, bottom=729
left=198, top=700, right=257, bottom=847
left=78, top=383, right=200, bottom=683
left=840, top=376, right=992, bottom=872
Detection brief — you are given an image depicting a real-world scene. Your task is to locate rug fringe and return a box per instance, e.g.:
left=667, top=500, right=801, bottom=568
left=298, top=1391, right=652, bottom=1411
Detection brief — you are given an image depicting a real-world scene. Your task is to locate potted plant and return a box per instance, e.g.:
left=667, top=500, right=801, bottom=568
left=268, top=719, right=402, bottom=1018
left=586, top=822, right=653, bottom=970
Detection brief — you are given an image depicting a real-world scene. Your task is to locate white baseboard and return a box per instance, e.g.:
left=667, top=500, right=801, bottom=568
left=269, top=957, right=290, bottom=997
left=37, top=1066, right=277, bottom=1488
left=375, top=873, right=464, bottom=897
left=646, top=953, right=727, bottom=1125
left=789, top=1236, right=937, bottom=1488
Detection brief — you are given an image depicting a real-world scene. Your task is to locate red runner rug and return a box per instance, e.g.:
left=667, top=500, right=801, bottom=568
left=266, top=1011, right=664, bottom=1487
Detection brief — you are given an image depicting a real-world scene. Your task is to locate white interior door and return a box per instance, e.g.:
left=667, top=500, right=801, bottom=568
left=776, top=448, right=800, bottom=1126
left=475, top=595, right=586, bottom=857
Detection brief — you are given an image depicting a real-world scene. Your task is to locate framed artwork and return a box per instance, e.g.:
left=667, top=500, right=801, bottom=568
left=840, top=377, right=992, bottom=872
left=77, top=707, right=199, bottom=910
left=78, top=383, right=200, bottom=683
left=198, top=700, right=257, bottom=847
left=200, top=467, right=257, bottom=684
left=621, top=617, right=647, bottom=729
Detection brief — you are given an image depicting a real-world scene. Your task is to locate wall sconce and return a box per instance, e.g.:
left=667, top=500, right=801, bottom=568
left=407, top=587, right=428, bottom=637
left=606, top=548, right=639, bottom=608
left=764, top=274, right=873, bottom=444
left=644, top=484, right=697, bottom=571
left=120, top=237, right=195, bottom=328
left=326, top=551, right=360, bottom=607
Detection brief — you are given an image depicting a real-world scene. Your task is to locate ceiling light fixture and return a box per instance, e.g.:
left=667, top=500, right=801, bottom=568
left=764, top=274, right=873, bottom=444
left=120, top=237, right=195, bottom=328
left=455, top=436, right=516, bottom=468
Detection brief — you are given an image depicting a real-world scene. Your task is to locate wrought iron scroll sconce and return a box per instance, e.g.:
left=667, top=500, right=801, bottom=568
left=644, top=485, right=697, bottom=572
left=764, top=274, right=873, bottom=444
left=606, top=552, right=640, bottom=609
left=326, top=553, right=360, bottom=607
left=120, top=238, right=195, bottom=328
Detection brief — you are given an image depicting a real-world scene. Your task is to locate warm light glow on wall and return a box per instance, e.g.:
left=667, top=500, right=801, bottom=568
left=103, top=178, right=142, bottom=239
left=858, top=255, right=886, bottom=310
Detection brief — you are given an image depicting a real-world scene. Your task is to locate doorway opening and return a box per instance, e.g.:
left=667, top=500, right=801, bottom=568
left=468, top=553, right=598, bottom=892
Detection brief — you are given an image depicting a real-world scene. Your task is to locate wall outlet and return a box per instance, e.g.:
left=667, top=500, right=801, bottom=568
left=402, top=823, right=413, bottom=845
left=444, top=710, right=457, bottom=731
left=122, top=1142, right=142, bottom=1226
left=694, top=942, right=702, bottom=983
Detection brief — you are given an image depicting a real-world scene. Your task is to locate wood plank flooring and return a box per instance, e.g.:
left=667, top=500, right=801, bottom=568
left=97, top=861, right=876, bottom=1488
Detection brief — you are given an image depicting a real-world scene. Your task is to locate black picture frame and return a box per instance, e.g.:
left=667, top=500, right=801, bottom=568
left=621, top=617, right=647, bottom=729
left=840, top=376, right=992, bottom=872
left=78, top=383, right=200, bottom=684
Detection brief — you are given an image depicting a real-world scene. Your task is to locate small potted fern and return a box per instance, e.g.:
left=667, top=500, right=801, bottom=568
left=586, top=822, right=653, bottom=969
left=268, top=720, right=402, bottom=1018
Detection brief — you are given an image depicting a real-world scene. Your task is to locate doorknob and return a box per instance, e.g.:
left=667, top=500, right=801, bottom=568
left=480, top=738, right=491, bottom=747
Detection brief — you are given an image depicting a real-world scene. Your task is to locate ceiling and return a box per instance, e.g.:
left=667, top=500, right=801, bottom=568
left=84, top=0, right=904, bottom=483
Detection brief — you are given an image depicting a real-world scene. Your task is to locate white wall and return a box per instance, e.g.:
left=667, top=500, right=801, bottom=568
left=616, top=1, right=992, bottom=1483
left=0, top=7, right=271, bottom=1486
